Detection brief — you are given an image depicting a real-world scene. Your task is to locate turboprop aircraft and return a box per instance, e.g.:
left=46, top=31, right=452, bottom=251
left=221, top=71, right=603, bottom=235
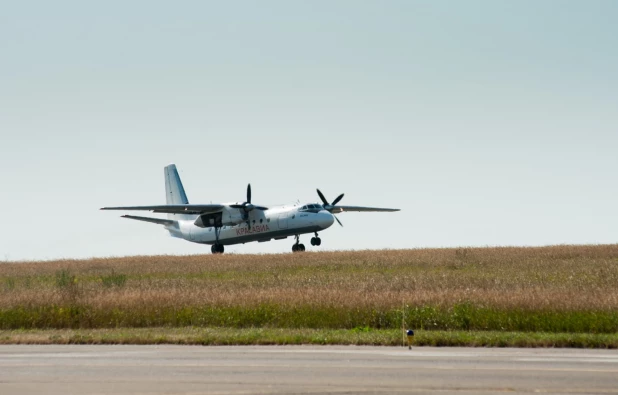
left=101, top=164, right=399, bottom=254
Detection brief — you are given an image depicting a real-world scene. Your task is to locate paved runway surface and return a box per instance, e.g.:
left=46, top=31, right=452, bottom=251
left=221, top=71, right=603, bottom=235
left=1, top=345, right=617, bottom=394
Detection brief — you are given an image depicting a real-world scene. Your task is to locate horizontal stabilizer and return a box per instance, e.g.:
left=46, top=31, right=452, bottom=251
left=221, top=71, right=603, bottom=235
left=121, top=215, right=177, bottom=226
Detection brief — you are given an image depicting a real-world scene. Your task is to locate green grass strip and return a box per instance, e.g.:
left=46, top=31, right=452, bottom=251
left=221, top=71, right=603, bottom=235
left=1, top=328, right=617, bottom=348
left=2, top=304, right=618, bottom=333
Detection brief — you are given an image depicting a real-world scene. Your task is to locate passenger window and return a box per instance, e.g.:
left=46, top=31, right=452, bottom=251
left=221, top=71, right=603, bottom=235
left=267, top=218, right=270, bottom=223
left=260, top=219, right=263, bottom=223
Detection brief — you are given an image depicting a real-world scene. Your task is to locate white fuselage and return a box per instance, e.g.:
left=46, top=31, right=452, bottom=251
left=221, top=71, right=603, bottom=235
left=166, top=204, right=335, bottom=246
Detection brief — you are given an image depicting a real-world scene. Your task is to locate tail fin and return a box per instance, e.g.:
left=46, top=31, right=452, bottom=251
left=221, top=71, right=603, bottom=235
left=164, top=164, right=192, bottom=220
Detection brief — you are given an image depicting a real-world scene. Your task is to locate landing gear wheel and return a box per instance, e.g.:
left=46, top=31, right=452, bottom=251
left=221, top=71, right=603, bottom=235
left=292, top=234, right=305, bottom=253
left=211, top=244, right=224, bottom=254
left=292, top=234, right=303, bottom=253
left=311, top=236, right=322, bottom=246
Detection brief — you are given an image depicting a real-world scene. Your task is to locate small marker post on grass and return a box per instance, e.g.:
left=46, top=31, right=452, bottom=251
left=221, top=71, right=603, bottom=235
left=406, top=329, right=415, bottom=350
left=401, top=300, right=406, bottom=347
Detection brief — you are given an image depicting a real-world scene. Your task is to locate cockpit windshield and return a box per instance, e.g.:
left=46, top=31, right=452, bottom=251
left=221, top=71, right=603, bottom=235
left=299, top=204, right=323, bottom=212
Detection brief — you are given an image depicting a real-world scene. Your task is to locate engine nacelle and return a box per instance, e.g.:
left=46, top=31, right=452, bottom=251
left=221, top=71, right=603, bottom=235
left=194, top=213, right=221, bottom=228
left=222, top=209, right=245, bottom=226
left=194, top=208, right=245, bottom=228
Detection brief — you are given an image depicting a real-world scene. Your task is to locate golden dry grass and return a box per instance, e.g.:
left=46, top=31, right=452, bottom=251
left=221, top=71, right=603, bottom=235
left=1, top=245, right=618, bottom=331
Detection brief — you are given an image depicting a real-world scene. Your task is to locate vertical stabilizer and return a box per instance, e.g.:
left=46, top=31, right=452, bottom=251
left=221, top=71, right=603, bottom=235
left=164, top=164, right=192, bottom=220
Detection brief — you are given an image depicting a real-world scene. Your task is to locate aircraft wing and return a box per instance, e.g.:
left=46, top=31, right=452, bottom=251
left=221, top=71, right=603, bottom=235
left=329, top=205, right=400, bottom=213
left=100, top=204, right=225, bottom=214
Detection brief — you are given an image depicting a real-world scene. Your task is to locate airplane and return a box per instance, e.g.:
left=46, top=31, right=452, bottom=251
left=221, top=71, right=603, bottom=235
left=101, top=164, right=400, bottom=254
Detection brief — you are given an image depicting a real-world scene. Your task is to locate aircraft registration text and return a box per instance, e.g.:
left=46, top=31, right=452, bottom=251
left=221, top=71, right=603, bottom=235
left=236, top=225, right=270, bottom=236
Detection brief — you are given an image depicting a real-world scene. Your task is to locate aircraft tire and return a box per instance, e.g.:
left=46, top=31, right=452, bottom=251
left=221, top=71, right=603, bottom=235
left=298, top=244, right=305, bottom=252
left=315, top=238, right=321, bottom=246
left=310, top=237, right=316, bottom=246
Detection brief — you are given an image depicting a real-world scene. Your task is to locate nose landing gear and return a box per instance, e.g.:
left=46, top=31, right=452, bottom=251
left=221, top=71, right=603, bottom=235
left=310, top=232, right=322, bottom=246
left=292, top=235, right=305, bottom=253
left=211, top=226, right=224, bottom=254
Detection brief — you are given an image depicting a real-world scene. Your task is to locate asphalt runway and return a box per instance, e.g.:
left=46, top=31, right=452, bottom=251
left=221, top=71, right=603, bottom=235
left=1, top=345, right=617, bottom=394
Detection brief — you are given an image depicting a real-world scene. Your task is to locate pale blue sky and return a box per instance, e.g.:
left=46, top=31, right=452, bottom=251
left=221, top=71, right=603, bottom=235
left=1, top=1, right=617, bottom=260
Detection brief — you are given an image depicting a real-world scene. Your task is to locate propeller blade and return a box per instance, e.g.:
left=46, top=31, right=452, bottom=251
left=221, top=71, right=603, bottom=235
left=316, top=189, right=329, bottom=205
left=334, top=215, right=343, bottom=227
left=230, top=183, right=268, bottom=211
left=331, top=193, right=344, bottom=206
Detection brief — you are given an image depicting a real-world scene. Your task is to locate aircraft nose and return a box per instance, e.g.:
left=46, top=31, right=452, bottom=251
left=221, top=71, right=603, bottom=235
left=317, top=211, right=335, bottom=229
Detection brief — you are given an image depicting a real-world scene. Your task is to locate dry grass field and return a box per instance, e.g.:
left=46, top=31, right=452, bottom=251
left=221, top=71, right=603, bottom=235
left=1, top=245, right=618, bottom=334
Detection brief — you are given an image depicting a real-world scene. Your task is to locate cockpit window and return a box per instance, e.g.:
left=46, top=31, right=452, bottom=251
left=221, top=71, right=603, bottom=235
left=300, top=204, right=324, bottom=212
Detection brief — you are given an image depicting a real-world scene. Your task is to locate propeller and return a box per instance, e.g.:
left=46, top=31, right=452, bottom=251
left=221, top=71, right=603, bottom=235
left=316, top=188, right=344, bottom=227
left=230, top=184, right=267, bottom=227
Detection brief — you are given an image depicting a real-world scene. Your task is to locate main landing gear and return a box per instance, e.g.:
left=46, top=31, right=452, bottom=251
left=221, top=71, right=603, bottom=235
left=292, top=235, right=305, bottom=253
left=211, top=226, right=224, bottom=254
left=211, top=244, right=224, bottom=254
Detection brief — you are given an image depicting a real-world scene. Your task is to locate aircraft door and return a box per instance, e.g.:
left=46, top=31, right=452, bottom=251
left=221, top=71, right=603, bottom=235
left=278, top=213, right=288, bottom=229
